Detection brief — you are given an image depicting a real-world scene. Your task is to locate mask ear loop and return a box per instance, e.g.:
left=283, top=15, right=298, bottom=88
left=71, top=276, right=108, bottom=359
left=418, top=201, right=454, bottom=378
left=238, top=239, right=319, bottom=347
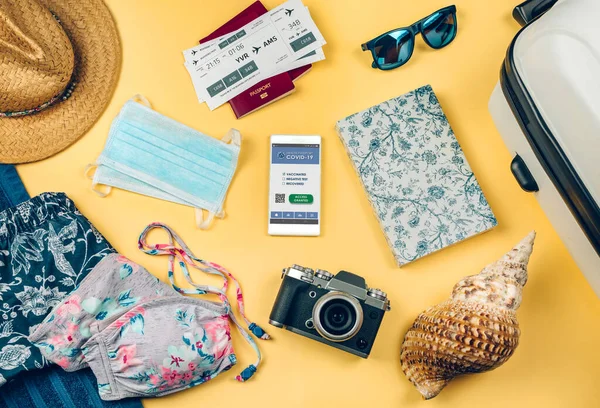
left=221, top=129, right=241, bottom=146
left=138, top=222, right=269, bottom=382
left=84, top=164, right=112, bottom=198
left=131, top=94, right=152, bottom=108
left=194, top=208, right=216, bottom=230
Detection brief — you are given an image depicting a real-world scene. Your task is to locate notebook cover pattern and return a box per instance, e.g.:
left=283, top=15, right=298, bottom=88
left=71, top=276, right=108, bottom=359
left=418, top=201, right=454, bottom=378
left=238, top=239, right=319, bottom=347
left=336, top=85, right=497, bottom=266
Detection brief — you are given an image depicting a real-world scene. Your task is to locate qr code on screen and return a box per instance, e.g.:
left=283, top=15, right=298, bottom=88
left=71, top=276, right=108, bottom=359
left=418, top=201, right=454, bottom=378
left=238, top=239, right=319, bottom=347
left=275, top=194, right=285, bottom=203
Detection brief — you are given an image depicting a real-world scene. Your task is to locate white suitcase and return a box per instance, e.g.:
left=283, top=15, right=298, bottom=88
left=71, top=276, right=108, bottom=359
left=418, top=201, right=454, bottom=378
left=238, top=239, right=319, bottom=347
left=489, top=0, right=600, bottom=296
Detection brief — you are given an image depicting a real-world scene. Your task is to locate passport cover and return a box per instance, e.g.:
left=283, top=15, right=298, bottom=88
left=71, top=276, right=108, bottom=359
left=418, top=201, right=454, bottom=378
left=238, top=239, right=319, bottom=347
left=200, top=1, right=311, bottom=118
left=335, top=85, right=498, bottom=266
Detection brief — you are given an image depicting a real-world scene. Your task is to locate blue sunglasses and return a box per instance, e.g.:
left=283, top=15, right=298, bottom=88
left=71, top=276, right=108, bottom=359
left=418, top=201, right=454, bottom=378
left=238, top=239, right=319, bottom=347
left=361, top=5, right=458, bottom=70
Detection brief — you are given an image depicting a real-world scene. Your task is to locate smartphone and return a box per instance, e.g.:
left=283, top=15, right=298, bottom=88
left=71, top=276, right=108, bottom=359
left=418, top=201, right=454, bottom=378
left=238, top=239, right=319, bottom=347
left=268, top=135, right=321, bottom=236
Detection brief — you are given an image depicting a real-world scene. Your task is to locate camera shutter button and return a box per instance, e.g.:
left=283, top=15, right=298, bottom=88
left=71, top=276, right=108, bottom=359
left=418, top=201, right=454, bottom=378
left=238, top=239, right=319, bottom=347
left=315, top=269, right=333, bottom=280
left=367, top=288, right=387, bottom=301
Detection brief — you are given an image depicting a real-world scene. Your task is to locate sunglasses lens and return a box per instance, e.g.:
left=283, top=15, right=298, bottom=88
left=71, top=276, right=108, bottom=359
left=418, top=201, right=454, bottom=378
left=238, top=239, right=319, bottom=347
left=372, top=29, right=414, bottom=68
left=422, top=10, right=457, bottom=48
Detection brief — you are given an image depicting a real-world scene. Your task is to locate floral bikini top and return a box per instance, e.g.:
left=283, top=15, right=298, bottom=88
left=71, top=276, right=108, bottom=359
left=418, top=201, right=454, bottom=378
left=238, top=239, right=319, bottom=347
left=29, top=223, right=269, bottom=400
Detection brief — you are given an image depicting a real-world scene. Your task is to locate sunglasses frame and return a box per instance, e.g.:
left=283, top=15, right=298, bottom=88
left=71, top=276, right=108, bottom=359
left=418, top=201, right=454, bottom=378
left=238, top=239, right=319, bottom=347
left=361, top=5, right=458, bottom=71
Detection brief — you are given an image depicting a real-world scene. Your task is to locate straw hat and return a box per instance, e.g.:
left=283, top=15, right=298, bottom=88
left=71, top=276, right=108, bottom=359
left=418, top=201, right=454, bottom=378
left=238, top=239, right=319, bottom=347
left=0, top=0, right=121, bottom=163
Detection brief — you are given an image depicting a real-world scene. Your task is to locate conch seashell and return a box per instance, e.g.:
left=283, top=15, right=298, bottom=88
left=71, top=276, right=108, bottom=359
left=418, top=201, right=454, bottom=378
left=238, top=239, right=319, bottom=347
left=400, top=232, right=536, bottom=399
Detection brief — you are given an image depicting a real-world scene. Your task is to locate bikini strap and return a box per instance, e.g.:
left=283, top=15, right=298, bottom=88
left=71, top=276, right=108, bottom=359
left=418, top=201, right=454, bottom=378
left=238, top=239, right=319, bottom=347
left=138, top=222, right=269, bottom=381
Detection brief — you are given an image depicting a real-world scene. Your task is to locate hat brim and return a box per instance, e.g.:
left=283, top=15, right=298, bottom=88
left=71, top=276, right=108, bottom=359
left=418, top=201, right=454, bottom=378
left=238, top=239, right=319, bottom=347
left=0, top=0, right=121, bottom=164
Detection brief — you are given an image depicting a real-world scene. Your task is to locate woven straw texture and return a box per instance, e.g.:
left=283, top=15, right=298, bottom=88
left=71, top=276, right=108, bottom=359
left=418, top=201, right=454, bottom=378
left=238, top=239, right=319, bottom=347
left=0, top=0, right=121, bottom=164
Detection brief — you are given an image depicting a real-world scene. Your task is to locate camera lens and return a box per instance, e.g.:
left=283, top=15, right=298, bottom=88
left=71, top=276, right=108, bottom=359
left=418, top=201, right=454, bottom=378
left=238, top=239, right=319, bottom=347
left=322, top=301, right=354, bottom=334
left=312, top=292, right=363, bottom=342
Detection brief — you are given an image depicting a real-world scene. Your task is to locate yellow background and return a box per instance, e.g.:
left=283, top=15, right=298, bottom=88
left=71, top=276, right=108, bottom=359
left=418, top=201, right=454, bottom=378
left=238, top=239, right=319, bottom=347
left=16, top=0, right=600, bottom=406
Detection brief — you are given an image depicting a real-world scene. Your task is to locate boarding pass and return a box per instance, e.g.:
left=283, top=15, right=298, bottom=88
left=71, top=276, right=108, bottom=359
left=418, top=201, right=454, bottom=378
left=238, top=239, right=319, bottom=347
left=183, top=0, right=326, bottom=110
left=182, top=5, right=320, bottom=62
left=185, top=44, right=324, bottom=104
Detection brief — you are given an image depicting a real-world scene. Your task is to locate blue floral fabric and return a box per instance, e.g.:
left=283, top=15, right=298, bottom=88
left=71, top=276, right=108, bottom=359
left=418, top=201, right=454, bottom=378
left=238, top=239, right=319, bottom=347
left=336, top=85, right=497, bottom=265
left=0, top=192, right=114, bottom=386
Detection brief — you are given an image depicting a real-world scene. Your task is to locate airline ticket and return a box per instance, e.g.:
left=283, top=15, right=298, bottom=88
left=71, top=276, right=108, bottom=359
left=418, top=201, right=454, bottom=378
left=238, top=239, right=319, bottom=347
left=185, top=47, right=324, bottom=104
left=183, top=0, right=326, bottom=110
left=182, top=5, right=321, bottom=63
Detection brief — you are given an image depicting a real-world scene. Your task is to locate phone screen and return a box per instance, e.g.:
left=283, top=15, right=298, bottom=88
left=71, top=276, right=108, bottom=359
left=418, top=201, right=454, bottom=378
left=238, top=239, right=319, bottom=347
left=269, top=137, right=321, bottom=236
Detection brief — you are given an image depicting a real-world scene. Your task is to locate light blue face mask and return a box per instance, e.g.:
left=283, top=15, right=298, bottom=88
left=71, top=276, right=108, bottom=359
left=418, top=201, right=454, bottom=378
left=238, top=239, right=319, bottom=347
left=86, top=95, right=241, bottom=229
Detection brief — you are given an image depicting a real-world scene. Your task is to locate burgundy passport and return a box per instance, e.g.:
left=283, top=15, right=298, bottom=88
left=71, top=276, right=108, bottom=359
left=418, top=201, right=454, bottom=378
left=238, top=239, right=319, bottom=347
left=200, top=1, right=312, bottom=118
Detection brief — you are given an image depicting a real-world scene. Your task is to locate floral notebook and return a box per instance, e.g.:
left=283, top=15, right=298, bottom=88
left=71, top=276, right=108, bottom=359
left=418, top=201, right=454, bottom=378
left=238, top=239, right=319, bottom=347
left=335, top=85, right=497, bottom=266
